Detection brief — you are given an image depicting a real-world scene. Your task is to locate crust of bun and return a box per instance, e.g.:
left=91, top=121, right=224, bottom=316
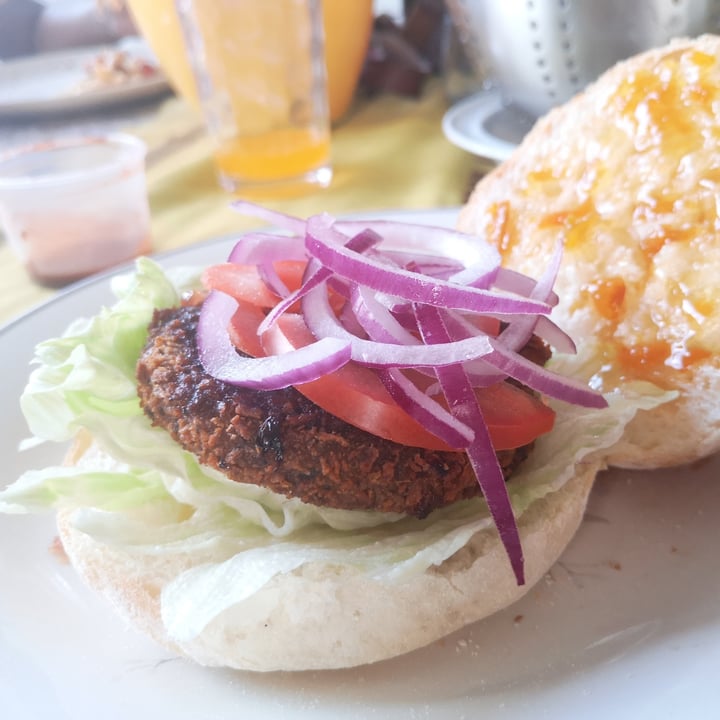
left=458, top=35, right=720, bottom=469
left=57, top=444, right=598, bottom=672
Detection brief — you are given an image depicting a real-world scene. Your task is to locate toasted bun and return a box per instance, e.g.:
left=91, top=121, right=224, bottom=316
left=458, top=35, right=720, bottom=469
left=57, top=440, right=598, bottom=671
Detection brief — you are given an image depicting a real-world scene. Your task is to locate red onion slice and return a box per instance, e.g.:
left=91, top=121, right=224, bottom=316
left=256, top=261, right=291, bottom=300
left=494, top=267, right=559, bottom=306
left=377, top=368, right=474, bottom=450
left=497, top=240, right=563, bottom=353
left=305, top=215, right=551, bottom=316
left=414, top=303, right=525, bottom=585
left=335, top=218, right=501, bottom=268
left=302, top=285, right=494, bottom=368
left=198, top=290, right=351, bottom=389
left=231, top=200, right=306, bottom=235
left=259, top=229, right=382, bottom=336
left=531, top=316, right=576, bottom=354
left=351, top=285, right=420, bottom=345
left=228, top=233, right=307, bottom=265
left=448, top=261, right=500, bottom=289
left=485, top=338, right=606, bottom=407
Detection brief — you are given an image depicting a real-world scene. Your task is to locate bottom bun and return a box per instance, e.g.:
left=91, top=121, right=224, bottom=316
left=57, top=450, right=598, bottom=672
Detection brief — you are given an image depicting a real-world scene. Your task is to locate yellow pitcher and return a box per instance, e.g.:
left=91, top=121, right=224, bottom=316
left=126, top=0, right=373, bottom=123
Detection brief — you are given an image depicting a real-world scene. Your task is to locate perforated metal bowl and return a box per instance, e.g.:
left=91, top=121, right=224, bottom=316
left=445, top=0, right=720, bottom=117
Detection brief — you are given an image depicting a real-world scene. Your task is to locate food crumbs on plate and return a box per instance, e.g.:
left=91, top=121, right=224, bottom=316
left=608, top=561, right=622, bottom=571
left=49, top=536, right=69, bottom=564
left=671, top=545, right=679, bottom=554
left=513, top=614, right=524, bottom=624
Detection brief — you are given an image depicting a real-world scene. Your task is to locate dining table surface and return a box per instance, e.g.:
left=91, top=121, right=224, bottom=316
left=0, top=75, right=495, bottom=327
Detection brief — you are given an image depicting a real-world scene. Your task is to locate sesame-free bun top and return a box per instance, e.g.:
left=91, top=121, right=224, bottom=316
left=459, top=35, right=720, bottom=469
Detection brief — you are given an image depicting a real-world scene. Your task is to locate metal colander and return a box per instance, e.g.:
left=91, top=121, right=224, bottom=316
left=445, top=0, right=720, bottom=116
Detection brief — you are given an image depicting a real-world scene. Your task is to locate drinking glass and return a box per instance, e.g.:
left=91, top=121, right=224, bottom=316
left=176, top=0, right=332, bottom=196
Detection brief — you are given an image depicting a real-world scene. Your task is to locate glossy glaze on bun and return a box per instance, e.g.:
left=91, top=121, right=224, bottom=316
left=57, top=440, right=599, bottom=671
left=459, top=35, right=720, bottom=469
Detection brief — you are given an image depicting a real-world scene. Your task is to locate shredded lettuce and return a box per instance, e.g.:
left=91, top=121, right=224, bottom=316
left=0, top=259, right=674, bottom=643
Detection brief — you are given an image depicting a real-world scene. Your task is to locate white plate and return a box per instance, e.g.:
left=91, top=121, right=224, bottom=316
left=2, top=208, right=720, bottom=719
left=442, top=90, right=537, bottom=163
left=0, top=41, right=169, bottom=117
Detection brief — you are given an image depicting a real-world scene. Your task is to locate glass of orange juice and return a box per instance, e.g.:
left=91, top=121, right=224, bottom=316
left=175, top=0, right=332, bottom=195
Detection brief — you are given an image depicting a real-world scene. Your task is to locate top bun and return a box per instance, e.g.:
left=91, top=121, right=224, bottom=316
left=459, top=35, right=720, bottom=469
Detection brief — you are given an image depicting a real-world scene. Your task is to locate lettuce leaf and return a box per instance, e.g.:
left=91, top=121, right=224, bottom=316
left=0, top=259, right=674, bottom=642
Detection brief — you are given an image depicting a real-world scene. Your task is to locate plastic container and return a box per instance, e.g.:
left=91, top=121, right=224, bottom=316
left=0, top=134, right=151, bottom=287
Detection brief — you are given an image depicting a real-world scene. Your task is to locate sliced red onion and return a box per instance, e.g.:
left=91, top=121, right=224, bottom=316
left=305, top=215, right=551, bottom=316
left=494, top=267, right=559, bottom=306
left=230, top=200, right=306, bottom=235
left=439, top=310, right=506, bottom=386
left=414, top=303, right=525, bottom=585
left=198, top=290, right=351, bottom=389
left=351, top=284, right=420, bottom=346
left=337, top=296, right=367, bottom=338
left=381, top=251, right=463, bottom=278
left=258, top=257, right=325, bottom=336
left=377, top=368, right=474, bottom=450
left=302, top=284, right=494, bottom=368
left=258, top=229, right=382, bottom=336
left=448, top=260, right=500, bottom=289
left=335, top=218, right=501, bottom=269
left=531, top=316, right=576, bottom=354
left=257, top=261, right=291, bottom=300
left=228, top=233, right=307, bottom=265
left=497, top=240, right=563, bottom=353
left=485, top=338, right=606, bottom=407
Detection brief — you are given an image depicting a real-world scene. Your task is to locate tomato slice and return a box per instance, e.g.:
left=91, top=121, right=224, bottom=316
left=203, top=261, right=307, bottom=308
left=203, top=260, right=345, bottom=315
left=463, top=381, right=555, bottom=450
left=227, top=300, right=266, bottom=358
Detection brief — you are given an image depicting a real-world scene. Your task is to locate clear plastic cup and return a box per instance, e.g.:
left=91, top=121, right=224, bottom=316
left=0, top=134, right=151, bottom=287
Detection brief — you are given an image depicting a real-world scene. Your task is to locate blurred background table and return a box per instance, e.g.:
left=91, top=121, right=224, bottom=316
left=0, top=0, right=502, bottom=325
left=0, top=78, right=493, bottom=325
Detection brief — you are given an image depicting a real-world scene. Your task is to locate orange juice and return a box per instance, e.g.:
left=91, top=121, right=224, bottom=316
left=177, top=0, right=332, bottom=193
left=215, top=127, right=330, bottom=184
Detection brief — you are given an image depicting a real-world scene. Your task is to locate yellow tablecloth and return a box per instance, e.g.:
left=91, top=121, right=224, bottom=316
left=0, top=82, right=486, bottom=325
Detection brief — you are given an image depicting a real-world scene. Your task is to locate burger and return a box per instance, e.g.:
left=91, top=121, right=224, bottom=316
left=9, top=28, right=715, bottom=679
left=0, top=203, right=656, bottom=672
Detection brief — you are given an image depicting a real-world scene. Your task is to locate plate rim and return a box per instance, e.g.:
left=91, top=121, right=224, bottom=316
left=442, top=89, right=521, bottom=163
left=0, top=44, right=170, bottom=117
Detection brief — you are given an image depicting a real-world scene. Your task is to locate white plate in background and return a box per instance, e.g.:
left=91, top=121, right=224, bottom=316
left=443, top=89, right=537, bottom=163
left=0, top=40, right=169, bottom=117
left=1, top=208, right=720, bottom=719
